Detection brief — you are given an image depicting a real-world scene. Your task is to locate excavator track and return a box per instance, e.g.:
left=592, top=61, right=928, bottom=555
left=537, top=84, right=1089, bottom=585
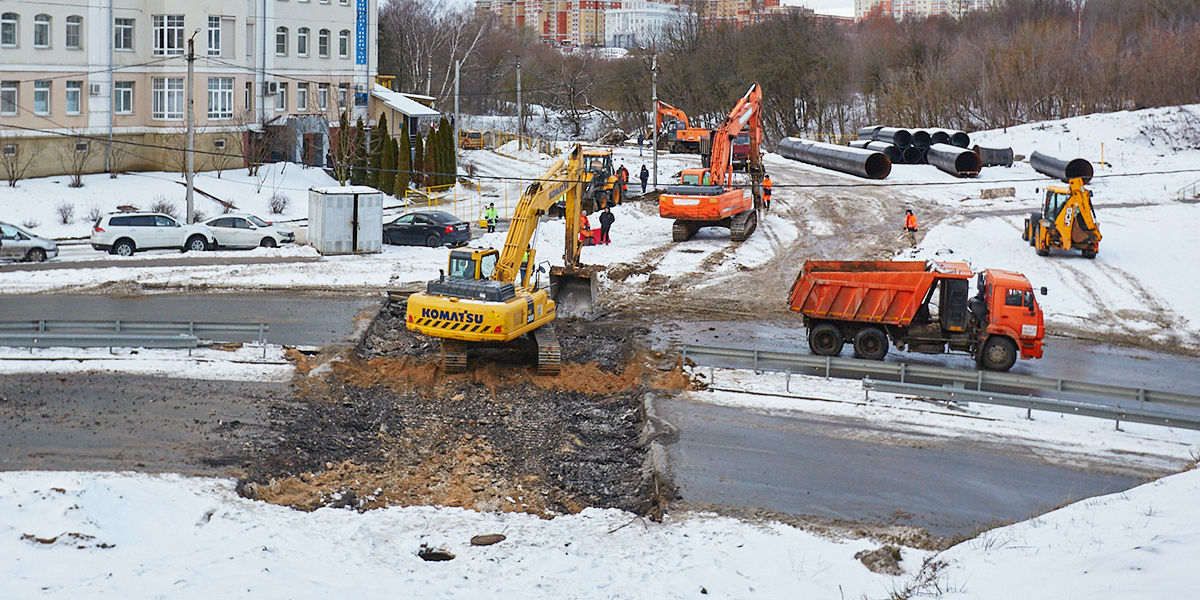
left=672, top=220, right=699, bottom=242
left=441, top=339, right=468, bottom=374
left=730, top=209, right=758, bottom=242
left=533, top=323, right=561, bottom=376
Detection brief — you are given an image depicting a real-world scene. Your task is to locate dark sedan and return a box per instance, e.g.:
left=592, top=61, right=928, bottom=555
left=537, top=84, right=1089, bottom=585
left=383, top=211, right=471, bottom=247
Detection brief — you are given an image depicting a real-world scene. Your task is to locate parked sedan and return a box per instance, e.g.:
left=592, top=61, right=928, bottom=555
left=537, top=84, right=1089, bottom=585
left=0, top=221, right=58, bottom=262
left=202, top=213, right=296, bottom=249
left=383, top=211, right=470, bottom=247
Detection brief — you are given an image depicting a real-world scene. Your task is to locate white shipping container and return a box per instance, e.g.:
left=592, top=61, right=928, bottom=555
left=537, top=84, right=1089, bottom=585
left=307, top=186, right=383, bottom=255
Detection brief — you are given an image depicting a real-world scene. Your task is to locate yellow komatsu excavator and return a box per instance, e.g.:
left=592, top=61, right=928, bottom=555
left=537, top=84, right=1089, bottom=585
left=1022, top=177, right=1102, bottom=258
left=405, top=144, right=601, bottom=375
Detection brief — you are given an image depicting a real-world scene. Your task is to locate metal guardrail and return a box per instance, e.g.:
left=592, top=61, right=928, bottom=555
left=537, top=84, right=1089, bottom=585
left=0, top=321, right=269, bottom=349
left=865, top=379, right=1200, bottom=432
left=682, top=344, right=1200, bottom=430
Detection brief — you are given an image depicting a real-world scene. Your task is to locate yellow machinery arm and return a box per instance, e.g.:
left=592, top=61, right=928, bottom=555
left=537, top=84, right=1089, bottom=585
left=494, top=144, right=588, bottom=284
left=1023, top=177, right=1101, bottom=258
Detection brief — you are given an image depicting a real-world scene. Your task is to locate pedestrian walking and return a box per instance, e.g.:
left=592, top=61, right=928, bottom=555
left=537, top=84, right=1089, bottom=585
left=637, top=132, right=644, bottom=156
left=579, top=211, right=593, bottom=245
left=599, top=207, right=614, bottom=244
left=762, top=175, right=772, bottom=211
left=639, top=164, right=649, bottom=194
left=484, top=202, right=498, bottom=233
left=904, top=209, right=918, bottom=248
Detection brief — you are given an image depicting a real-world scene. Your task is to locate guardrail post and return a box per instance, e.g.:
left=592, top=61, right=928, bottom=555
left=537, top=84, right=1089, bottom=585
left=753, top=349, right=759, bottom=372
left=38, top=320, right=46, bottom=332
left=825, top=356, right=831, bottom=379
left=1138, top=389, right=1145, bottom=411
left=711, top=366, right=715, bottom=386
left=977, top=371, right=983, bottom=391
left=260, top=323, right=267, bottom=358
left=1057, top=379, right=1063, bottom=401
left=900, top=363, right=906, bottom=383
left=115, top=320, right=122, bottom=333
left=785, top=370, right=790, bottom=393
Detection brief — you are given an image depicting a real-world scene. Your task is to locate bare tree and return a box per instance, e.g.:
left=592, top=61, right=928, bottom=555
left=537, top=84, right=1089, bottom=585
left=58, top=129, right=97, bottom=188
left=228, top=110, right=273, bottom=177
left=0, top=131, right=43, bottom=187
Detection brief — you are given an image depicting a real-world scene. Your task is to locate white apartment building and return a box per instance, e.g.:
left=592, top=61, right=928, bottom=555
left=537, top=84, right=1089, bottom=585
left=605, top=0, right=681, bottom=49
left=854, top=0, right=991, bottom=21
left=0, top=0, right=377, bottom=178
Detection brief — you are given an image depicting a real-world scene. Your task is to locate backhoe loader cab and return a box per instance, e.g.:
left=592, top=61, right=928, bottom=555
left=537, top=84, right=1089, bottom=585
left=1022, top=177, right=1101, bottom=258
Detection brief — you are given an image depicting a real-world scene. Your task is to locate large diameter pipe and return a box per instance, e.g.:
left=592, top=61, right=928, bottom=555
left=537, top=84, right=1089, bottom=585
left=926, top=143, right=982, bottom=178
left=778, top=137, right=891, bottom=180
left=911, top=129, right=932, bottom=150
left=901, top=146, right=922, bottom=164
left=1030, top=150, right=1093, bottom=183
left=929, top=128, right=970, bottom=148
left=929, top=130, right=950, bottom=146
left=851, top=139, right=903, bottom=164
left=872, top=127, right=912, bottom=148
left=972, top=145, right=1013, bottom=167
left=856, top=125, right=883, bottom=141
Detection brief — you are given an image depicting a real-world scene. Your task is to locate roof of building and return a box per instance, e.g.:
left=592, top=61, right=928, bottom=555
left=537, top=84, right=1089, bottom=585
left=371, top=85, right=440, bottom=118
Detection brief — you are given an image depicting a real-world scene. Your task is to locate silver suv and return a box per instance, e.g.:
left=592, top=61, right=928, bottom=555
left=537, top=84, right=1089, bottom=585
left=90, top=212, right=216, bottom=256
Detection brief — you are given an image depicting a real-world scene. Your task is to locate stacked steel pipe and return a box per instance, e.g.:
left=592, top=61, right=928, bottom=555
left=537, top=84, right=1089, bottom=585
left=778, top=137, right=891, bottom=180
left=1030, top=151, right=1093, bottom=183
left=855, top=126, right=982, bottom=166
left=926, top=143, right=982, bottom=178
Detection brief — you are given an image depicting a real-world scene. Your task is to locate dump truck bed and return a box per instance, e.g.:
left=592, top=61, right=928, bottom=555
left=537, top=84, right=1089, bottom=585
left=788, top=260, right=973, bottom=326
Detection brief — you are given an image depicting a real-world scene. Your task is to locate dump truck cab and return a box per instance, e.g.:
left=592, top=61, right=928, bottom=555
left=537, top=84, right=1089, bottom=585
left=976, top=269, right=1044, bottom=365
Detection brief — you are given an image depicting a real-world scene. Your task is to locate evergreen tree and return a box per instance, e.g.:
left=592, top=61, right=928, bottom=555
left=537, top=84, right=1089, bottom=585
left=412, top=128, right=425, bottom=188
left=333, top=110, right=352, bottom=184
left=394, top=125, right=411, bottom=198
left=367, top=113, right=388, bottom=189
left=379, top=131, right=396, bottom=196
left=426, top=124, right=442, bottom=188
left=351, top=117, right=368, bottom=186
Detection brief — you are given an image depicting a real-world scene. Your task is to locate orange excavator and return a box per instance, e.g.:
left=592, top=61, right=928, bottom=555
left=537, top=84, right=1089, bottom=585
left=656, top=101, right=709, bottom=154
left=658, top=83, right=764, bottom=242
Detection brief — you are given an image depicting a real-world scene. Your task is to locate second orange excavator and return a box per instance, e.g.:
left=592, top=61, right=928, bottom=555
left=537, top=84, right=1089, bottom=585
left=658, top=83, right=764, bottom=242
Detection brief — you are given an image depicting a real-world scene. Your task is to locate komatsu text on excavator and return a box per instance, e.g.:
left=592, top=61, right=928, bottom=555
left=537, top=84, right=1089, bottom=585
left=405, top=144, right=602, bottom=375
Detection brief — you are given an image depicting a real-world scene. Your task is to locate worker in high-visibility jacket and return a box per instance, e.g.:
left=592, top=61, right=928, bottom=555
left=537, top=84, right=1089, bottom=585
left=579, top=212, right=593, bottom=246
left=762, top=175, right=773, bottom=211
left=904, top=209, right=918, bottom=248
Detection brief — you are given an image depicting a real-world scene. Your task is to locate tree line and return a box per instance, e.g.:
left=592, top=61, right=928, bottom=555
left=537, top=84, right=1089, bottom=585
left=376, top=0, right=1200, bottom=143
left=329, top=112, right=457, bottom=196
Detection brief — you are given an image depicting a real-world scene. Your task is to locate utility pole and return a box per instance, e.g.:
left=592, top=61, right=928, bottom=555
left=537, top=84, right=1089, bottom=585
left=454, top=59, right=460, bottom=163
left=651, top=53, right=658, bottom=190
left=185, top=30, right=198, bottom=224
left=516, top=56, right=523, bottom=152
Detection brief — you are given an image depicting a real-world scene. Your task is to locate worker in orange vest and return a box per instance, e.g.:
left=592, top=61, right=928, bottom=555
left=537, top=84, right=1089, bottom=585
left=904, top=209, right=918, bottom=247
left=762, top=175, right=773, bottom=211
left=579, top=211, right=593, bottom=246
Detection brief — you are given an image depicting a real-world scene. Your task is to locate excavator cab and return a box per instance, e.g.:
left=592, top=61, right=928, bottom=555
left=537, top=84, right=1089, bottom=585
left=449, top=247, right=538, bottom=289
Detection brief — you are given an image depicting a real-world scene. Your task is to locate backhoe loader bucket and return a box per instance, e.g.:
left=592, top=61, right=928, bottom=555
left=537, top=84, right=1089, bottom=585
left=550, top=266, right=603, bottom=319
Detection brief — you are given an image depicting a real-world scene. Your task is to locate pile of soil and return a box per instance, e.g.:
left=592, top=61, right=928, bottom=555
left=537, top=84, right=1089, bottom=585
left=237, top=307, right=687, bottom=518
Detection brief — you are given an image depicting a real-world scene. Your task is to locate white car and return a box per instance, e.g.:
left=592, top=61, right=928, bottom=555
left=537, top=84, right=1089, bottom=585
left=201, top=213, right=295, bottom=249
left=90, top=212, right=216, bottom=256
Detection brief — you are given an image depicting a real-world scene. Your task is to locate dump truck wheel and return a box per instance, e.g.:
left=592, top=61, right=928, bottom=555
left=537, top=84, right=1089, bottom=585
left=978, top=336, right=1017, bottom=371
left=808, top=323, right=844, bottom=357
left=1082, top=249, right=1097, bottom=259
left=853, top=327, right=889, bottom=361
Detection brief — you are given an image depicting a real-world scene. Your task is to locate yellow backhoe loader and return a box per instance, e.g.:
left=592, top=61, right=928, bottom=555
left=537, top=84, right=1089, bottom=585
left=405, top=144, right=602, bottom=375
left=1022, top=177, right=1101, bottom=258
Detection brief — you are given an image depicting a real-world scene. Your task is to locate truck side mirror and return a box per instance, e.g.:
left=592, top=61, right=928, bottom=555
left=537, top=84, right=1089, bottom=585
left=1040, top=286, right=1047, bottom=295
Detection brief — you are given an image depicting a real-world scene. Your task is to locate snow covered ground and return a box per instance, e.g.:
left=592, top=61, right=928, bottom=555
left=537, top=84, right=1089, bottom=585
left=3, top=105, right=1200, bottom=597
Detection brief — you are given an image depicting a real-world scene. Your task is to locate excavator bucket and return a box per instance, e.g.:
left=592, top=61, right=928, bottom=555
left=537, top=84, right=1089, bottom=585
left=550, top=266, right=603, bottom=319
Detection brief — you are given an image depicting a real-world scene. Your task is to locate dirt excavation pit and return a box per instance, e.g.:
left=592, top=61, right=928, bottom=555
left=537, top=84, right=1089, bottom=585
left=237, top=305, right=690, bottom=519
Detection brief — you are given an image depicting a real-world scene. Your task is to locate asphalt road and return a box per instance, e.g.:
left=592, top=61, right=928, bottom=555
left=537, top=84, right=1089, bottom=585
left=0, top=292, right=382, bottom=347
left=658, top=398, right=1143, bottom=538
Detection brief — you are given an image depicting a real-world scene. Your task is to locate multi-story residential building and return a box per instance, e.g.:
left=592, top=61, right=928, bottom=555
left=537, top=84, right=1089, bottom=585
left=0, top=0, right=376, bottom=179
left=477, top=0, right=623, bottom=47
left=605, top=0, right=681, bottom=48
left=698, top=0, right=782, bottom=27
left=854, top=0, right=991, bottom=21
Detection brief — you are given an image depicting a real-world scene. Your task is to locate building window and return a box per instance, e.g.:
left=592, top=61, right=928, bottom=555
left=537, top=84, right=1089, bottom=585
left=114, top=81, right=133, bottom=114
left=34, top=14, right=50, bottom=48
left=317, top=83, right=329, bottom=110
left=297, top=27, right=308, bottom=56
left=34, top=80, right=50, bottom=114
left=75, top=140, right=89, bottom=153
left=214, top=138, right=226, bottom=150
left=207, top=16, right=221, bottom=56
left=0, top=81, right=17, bottom=116
left=1, top=13, right=17, bottom=47
left=318, top=29, right=329, bottom=58
left=244, top=81, right=254, bottom=112
left=275, top=82, right=287, bottom=111
left=340, top=0, right=349, bottom=5
left=152, top=77, right=184, bottom=119
left=207, top=77, right=234, bottom=119
left=338, top=83, right=348, bottom=109
left=297, top=83, right=308, bottom=111
left=65, top=81, right=82, bottom=114
left=338, top=29, right=349, bottom=58
left=275, top=27, right=287, bottom=55
left=66, top=15, right=82, bottom=49
left=153, top=15, right=184, bottom=56
left=114, top=18, right=133, bottom=50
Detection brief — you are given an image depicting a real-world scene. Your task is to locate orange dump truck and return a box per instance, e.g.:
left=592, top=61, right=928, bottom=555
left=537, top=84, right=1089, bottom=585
left=788, top=260, right=1045, bottom=371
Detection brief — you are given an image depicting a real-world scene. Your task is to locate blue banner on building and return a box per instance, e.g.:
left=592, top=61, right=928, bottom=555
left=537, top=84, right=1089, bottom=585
left=355, top=0, right=367, bottom=66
